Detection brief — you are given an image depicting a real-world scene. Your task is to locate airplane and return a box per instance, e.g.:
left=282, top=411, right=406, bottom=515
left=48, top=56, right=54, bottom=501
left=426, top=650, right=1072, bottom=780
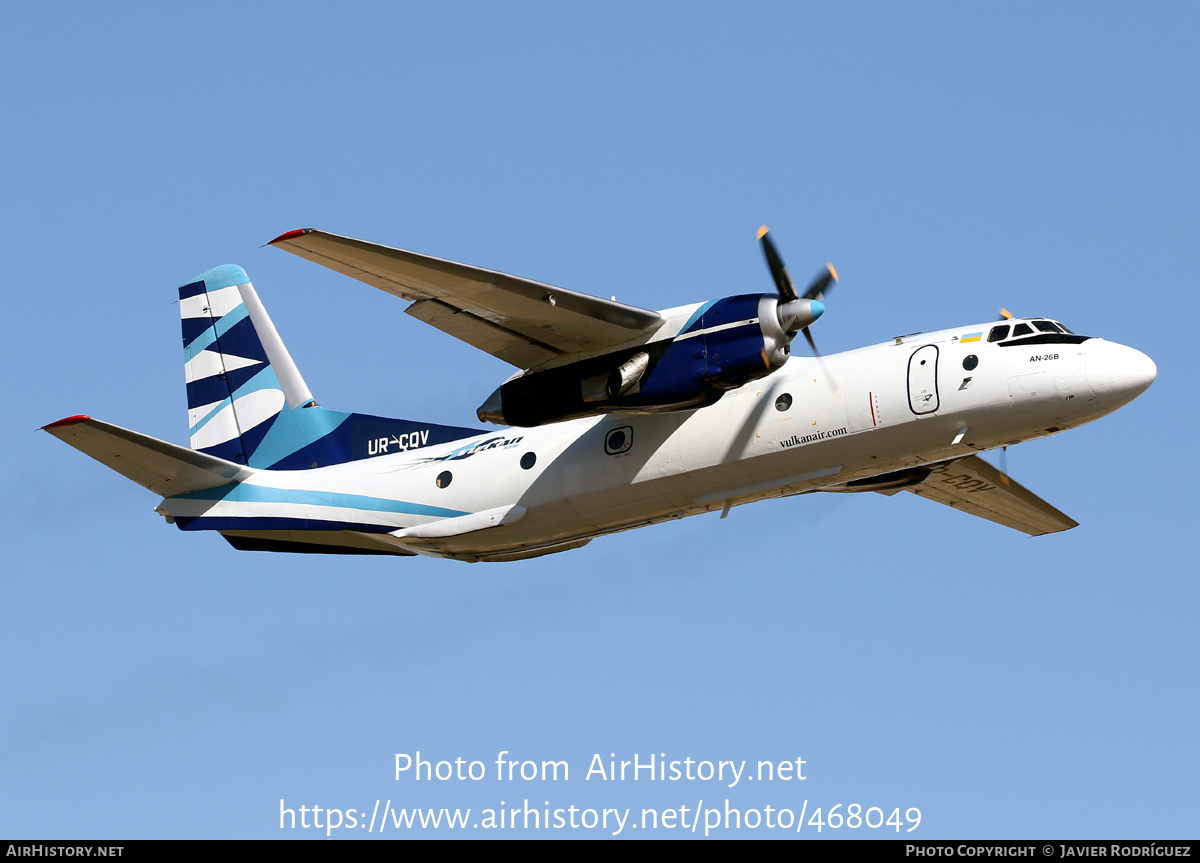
left=43, top=228, right=1157, bottom=562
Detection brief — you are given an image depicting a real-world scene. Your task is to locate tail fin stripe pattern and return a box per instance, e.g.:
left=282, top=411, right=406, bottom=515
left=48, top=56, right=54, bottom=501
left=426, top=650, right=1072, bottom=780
left=187, top=369, right=284, bottom=437
left=179, top=265, right=485, bottom=469
left=190, top=388, right=286, bottom=451
left=181, top=312, right=219, bottom=350
left=180, top=284, right=244, bottom=322
left=187, top=399, right=225, bottom=431
left=184, top=348, right=261, bottom=381
left=181, top=304, right=251, bottom=360
left=185, top=354, right=269, bottom=409
left=208, top=312, right=271, bottom=366
left=180, top=266, right=280, bottom=463
left=178, top=279, right=208, bottom=300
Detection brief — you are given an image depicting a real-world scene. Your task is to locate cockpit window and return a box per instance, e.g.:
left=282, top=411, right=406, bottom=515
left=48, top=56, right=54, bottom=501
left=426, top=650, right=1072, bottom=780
left=995, top=320, right=1092, bottom=347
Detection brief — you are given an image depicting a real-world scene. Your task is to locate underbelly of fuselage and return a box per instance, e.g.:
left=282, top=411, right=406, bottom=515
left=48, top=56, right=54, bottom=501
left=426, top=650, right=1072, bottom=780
left=418, top=393, right=1086, bottom=561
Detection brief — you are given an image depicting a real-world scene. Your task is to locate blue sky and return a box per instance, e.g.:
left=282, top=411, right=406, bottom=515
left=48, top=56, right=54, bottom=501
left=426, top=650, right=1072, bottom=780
left=3, top=2, right=1197, bottom=838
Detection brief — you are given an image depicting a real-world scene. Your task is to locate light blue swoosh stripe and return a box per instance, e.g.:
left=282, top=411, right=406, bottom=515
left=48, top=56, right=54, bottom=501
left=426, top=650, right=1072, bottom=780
left=183, top=304, right=251, bottom=361
left=681, top=299, right=717, bottom=333
left=169, top=484, right=468, bottom=519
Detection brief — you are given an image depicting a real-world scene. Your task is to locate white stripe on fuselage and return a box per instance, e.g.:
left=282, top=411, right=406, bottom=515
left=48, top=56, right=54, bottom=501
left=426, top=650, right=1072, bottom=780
left=673, top=318, right=759, bottom=341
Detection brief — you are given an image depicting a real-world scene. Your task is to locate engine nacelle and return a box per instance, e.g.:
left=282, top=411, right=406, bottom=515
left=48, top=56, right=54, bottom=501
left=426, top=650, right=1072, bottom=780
left=478, top=294, right=802, bottom=427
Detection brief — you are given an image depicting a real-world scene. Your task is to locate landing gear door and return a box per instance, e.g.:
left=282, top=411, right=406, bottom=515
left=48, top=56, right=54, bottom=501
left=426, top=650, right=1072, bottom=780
left=907, top=345, right=940, bottom=415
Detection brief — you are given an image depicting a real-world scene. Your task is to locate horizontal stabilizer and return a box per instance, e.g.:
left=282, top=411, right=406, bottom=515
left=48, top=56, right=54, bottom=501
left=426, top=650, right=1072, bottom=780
left=42, top=416, right=252, bottom=497
left=905, top=455, right=1078, bottom=536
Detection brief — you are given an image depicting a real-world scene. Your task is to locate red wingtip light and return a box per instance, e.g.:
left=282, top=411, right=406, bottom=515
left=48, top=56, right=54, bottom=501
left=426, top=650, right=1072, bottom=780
left=268, top=228, right=314, bottom=245
left=42, top=415, right=91, bottom=430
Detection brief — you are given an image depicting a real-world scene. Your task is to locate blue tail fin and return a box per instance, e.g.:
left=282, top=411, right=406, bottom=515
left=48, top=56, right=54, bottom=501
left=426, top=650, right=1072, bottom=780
left=179, top=266, right=481, bottom=469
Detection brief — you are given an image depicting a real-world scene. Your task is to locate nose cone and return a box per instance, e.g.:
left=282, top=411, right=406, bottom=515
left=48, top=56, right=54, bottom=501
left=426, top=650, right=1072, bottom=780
left=1086, top=340, right=1157, bottom=409
left=777, top=298, right=825, bottom=331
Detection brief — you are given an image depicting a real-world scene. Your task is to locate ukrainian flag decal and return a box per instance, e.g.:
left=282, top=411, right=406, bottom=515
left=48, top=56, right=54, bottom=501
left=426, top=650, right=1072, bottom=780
left=961, top=332, right=982, bottom=343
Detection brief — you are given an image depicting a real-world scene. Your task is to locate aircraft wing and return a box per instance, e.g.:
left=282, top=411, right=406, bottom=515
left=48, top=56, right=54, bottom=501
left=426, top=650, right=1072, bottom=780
left=269, top=229, right=664, bottom=368
left=42, top=416, right=253, bottom=497
left=902, top=455, right=1078, bottom=536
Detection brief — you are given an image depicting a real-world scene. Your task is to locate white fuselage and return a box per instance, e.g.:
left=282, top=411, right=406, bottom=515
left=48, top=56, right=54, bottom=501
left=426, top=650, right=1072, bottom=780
left=162, top=321, right=1156, bottom=561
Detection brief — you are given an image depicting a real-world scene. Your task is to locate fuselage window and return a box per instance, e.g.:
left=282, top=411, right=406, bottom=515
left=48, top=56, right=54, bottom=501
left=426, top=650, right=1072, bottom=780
left=1012, top=323, right=1034, bottom=337
left=988, top=325, right=1010, bottom=342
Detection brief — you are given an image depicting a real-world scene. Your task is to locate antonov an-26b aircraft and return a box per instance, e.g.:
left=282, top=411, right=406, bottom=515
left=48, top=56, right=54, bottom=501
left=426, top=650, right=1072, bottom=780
left=44, top=228, right=1156, bottom=562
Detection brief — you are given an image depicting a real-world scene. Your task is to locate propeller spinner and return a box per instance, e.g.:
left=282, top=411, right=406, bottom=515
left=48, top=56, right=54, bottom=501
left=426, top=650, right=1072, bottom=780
left=757, top=226, right=837, bottom=356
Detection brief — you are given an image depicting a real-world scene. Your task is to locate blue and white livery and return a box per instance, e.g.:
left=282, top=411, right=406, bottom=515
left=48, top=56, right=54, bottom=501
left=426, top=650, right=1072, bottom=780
left=44, top=229, right=1156, bottom=561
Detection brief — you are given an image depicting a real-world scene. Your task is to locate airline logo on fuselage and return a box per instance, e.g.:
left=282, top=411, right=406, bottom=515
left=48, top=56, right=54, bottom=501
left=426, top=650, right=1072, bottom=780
left=428, top=435, right=525, bottom=462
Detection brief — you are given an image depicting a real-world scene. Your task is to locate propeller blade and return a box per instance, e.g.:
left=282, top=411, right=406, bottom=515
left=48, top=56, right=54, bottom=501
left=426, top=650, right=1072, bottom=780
left=757, top=225, right=799, bottom=303
left=803, top=327, right=840, bottom=395
left=803, top=263, right=838, bottom=302
left=998, top=308, right=1013, bottom=321
left=758, top=226, right=838, bottom=366
left=802, top=326, right=820, bottom=356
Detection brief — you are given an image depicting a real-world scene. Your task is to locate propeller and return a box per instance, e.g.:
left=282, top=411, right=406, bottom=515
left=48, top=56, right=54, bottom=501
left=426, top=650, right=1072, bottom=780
left=757, top=226, right=837, bottom=355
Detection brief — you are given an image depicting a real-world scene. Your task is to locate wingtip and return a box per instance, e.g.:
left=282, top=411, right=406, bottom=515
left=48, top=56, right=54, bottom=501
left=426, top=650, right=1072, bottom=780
left=42, top=415, right=91, bottom=431
left=267, top=228, right=314, bottom=245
